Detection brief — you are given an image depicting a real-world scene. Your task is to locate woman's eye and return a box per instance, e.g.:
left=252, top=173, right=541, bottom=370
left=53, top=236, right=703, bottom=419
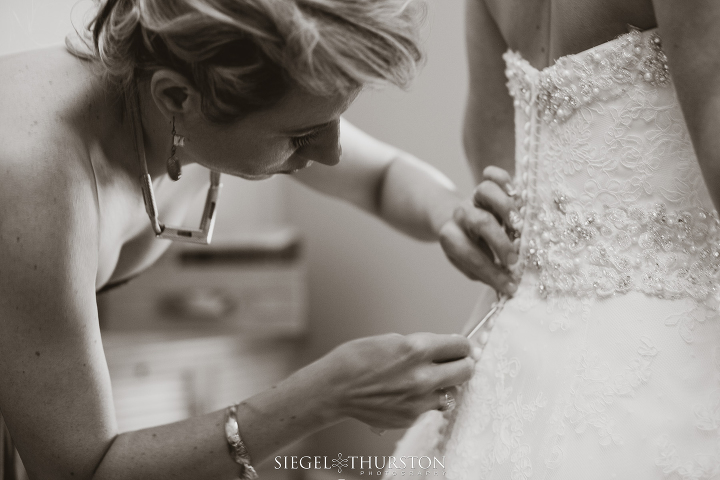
left=291, top=130, right=320, bottom=149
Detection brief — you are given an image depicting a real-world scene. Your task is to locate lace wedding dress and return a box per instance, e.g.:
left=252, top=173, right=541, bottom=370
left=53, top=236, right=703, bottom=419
left=389, top=29, right=720, bottom=479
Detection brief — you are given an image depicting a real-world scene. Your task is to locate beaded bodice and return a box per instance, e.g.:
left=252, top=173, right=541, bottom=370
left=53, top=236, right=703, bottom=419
left=505, top=29, right=720, bottom=304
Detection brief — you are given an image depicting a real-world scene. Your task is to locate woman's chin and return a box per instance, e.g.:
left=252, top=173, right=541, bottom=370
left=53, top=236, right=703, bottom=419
left=235, top=173, right=274, bottom=181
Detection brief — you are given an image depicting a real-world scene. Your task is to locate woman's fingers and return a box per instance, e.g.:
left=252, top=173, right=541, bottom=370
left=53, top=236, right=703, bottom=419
left=440, top=211, right=518, bottom=295
left=395, top=385, right=461, bottom=427
left=400, top=334, right=475, bottom=390
left=456, top=200, right=518, bottom=267
left=440, top=221, right=517, bottom=294
left=355, top=368, right=468, bottom=428
left=319, top=331, right=485, bottom=430
left=426, top=358, right=475, bottom=391
left=437, top=164, right=525, bottom=288
left=480, top=166, right=523, bottom=239
left=404, top=386, right=460, bottom=420
left=407, top=332, right=471, bottom=363
left=473, top=180, right=522, bottom=236
left=482, top=165, right=515, bottom=196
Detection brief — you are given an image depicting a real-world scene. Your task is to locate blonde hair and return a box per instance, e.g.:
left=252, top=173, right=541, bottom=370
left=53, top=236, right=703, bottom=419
left=74, top=0, right=425, bottom=122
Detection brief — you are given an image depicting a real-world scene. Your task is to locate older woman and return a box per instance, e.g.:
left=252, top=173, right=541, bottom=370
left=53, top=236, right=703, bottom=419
left=0, top=0, right=519, bottom=478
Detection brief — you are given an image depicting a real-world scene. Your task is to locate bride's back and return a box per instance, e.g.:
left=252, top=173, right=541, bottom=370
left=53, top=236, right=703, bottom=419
left=483, top=0, right=656, bottom=70
left=391, top=4, right=720, bottom=478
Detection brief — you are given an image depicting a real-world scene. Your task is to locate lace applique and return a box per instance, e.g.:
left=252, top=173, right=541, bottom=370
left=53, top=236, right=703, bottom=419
left=544, top=337, right=659, bottom=468
left=510, top=283, right=593, bottom=332
left=485, top=336, right=547, bottom=480
left=440, top=330, right=547, bottom=480
left=656, top=436, right=720, bottom=480
left=523, top=192, right=720, bottom=303
left=694, top=347, right=720, bottom=431
left=656, top=347, right=720, bottom=478
left=578, top=90, right=703, bottom=210
left=505, top=29, right=669, bottom=125
left=665, top=302, right=720, bottom=344
left=504, top=29, right=719, bottom=308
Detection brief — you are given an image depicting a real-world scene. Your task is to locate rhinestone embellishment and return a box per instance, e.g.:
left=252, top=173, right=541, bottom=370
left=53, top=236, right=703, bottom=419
left=502, top=29, right=719, bottom=305
left=505, top=29, right=671, bottom=124
left=525, top=192, right=720, bottom=301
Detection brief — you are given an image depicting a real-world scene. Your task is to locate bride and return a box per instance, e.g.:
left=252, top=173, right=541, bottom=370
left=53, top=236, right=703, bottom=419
left=391, top=0, right=720, bottom=478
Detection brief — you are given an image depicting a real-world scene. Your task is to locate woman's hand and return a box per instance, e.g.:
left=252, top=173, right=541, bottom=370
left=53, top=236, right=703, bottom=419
left=300, top=332, right=477, bottom=429
left=438, top=166, right=520, bottom=295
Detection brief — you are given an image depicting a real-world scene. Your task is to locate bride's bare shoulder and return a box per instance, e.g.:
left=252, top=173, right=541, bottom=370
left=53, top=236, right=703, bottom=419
left=480, top=0, right=656, bottom=68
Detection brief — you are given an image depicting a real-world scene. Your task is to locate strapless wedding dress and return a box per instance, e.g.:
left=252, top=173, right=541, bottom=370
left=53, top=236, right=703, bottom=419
left=389, top=29, right=720, bottom=479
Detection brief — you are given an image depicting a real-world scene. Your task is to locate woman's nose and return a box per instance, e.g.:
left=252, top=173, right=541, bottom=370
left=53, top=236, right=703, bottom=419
left=297, top=121, right=341, bottom=166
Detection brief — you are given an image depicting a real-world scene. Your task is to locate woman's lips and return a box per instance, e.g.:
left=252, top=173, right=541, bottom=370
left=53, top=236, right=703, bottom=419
left=279, top=160, right=315, bottom=175
left=236, top=160, right=314, bottom=180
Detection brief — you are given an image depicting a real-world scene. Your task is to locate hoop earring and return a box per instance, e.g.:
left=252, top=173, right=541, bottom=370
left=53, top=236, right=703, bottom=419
left=167, top=116, right=184, bottom=181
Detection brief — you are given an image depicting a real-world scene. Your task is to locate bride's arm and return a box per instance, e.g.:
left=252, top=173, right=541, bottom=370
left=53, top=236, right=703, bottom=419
left=652, top=0, right=720, bottom=210
left=464, top=0, right=515, bottom=183
left=291, top=118, right=520, bottom=295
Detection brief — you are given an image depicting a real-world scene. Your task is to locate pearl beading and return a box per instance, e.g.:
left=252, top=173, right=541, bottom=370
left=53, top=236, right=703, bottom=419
left=503, top=29, right=720, bottom=305
left=504, top=29, right=670, bottom=125
left=525, top=194, right=720, bottom=301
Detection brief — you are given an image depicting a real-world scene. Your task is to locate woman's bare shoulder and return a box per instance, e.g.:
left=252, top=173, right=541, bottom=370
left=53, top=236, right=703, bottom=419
left=0, top=72, right=100, bottom=279
left=0, top=46, right=99, bottom=143
left=0, top=137, right=98, bottom=255
left=0, top=47, right=100, bottom=221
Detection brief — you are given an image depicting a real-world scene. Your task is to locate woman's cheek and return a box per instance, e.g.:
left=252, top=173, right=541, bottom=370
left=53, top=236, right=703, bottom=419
left=243, top=144, right=295, bottom=176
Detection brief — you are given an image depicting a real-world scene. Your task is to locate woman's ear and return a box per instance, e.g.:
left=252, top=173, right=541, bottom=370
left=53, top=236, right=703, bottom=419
left=149, top=69, right=201, bottom=120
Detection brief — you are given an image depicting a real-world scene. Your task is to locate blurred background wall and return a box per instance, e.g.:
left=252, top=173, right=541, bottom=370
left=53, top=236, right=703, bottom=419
left=0, top=0, right=487, bottom=463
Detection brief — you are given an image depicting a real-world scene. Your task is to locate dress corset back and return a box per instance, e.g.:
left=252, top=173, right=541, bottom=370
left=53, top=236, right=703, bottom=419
left=504, top=29, right=720, bottom=305
left=389, top=28, right=720, bottom=480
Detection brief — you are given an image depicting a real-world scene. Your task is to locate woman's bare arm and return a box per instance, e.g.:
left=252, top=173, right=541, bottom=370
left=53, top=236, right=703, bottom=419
left=292, top=117, right=520, bottom=294
left=292, top=118, right=462, bottom=241
left=0, top=145, right=475, bottom=478
left=652, top=0, right=720, bottom=210
left=0, top=145, right=115, bottom=478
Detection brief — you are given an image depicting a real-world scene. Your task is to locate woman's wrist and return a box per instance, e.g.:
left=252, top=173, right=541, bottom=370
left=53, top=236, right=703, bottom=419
left=281, top=359, right=348, bottom=426
left=232, top=362, right=347, bottom=465
left=427, top=192, right=463, bottom=238
left=379, top=153, right=462, bottom=240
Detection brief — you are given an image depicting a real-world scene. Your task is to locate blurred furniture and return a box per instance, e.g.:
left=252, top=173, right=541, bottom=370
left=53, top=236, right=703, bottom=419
left=99, top=228, right=307, bottom=336
left=97, top=228, right=310, bottom=473
left=1, top=411, right=27, bottom=480
left=101, top=333, right=302, bottom=432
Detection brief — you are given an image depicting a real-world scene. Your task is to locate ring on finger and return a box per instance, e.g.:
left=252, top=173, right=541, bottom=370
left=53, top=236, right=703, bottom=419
left=508, top=210, right=523, bottom=230
left=437, top=389, right=456, bottom=413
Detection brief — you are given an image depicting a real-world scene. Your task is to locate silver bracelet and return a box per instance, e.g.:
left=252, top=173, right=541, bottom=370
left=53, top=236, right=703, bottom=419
left=225, top=405, right=259, bottom=480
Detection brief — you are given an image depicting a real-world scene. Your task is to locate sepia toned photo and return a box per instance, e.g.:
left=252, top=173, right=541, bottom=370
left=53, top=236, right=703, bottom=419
left=0, top=1, right=717, bottom=479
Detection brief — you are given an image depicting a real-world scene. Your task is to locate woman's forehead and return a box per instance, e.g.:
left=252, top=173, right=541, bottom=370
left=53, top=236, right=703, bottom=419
left=244, top=88, right=358, bottom=133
